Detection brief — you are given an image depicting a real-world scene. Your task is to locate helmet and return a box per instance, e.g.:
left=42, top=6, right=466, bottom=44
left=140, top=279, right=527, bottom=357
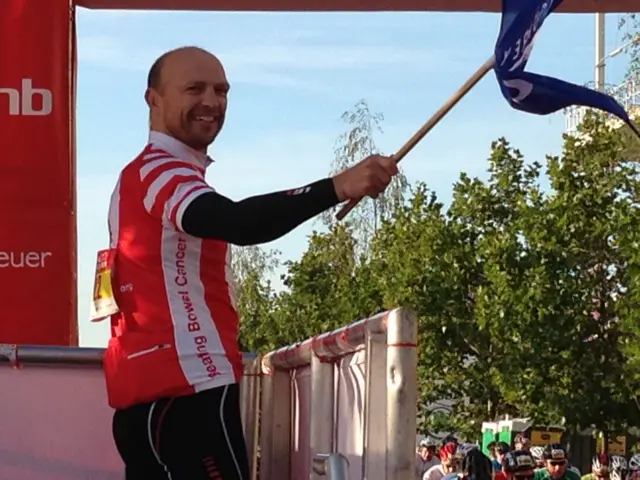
left=420, top=437, right=437, bottom=448
left=611, top=455, right=628, bottom=480
left=629, top=454, right=640, bottom=472
left=530, top=446, right=545, bottom=467
left=611, top=455, right=628, bottom=471
left=543, top=443, right=567, bottom=462
left=503, top=450, right=536, bottom=474
left=440, top=442, right=459, bottom=463
left=611, top=471, right=625, bottom=480
left=530, top=447, right=545, bottom=461
left=593, top=454, right=609, bottom=474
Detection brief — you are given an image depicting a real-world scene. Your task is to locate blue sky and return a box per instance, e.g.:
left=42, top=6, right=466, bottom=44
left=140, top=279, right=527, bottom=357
left=75, top=8, right=634, bottom=346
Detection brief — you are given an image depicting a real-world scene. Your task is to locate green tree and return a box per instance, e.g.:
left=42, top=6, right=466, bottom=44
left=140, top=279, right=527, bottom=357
left=365, top=116, right=640, bottom=436
left=271, top=224, right=369, bottom=346
left=504, top=114, right=640, bottom=432
left=232, top=245, right=281, bottom=352
left=320, top=99, right=409, bottom=250
left=366, top=141, right=548, bottom=437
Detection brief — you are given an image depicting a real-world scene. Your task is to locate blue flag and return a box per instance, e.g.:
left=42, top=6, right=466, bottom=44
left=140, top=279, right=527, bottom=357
left=494, top=0, right=640, bottom=138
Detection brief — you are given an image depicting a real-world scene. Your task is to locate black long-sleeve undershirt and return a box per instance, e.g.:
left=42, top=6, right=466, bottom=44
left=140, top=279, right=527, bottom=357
left=181, top=178, right=341, bottom=246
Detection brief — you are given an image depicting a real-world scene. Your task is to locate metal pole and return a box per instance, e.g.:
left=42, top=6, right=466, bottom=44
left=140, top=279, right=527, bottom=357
left=326, top=453, right=350, bottom=480
left=309, top=354, right=335, bottom=480
left=595, top=12, right=606, bottom=91
left=362, top=329, right=387, bottom=480
left=312, top=453, right=350, bottom=479
left=385, top=308, right=418, bottom=480
left=0, top=344, right=257, bottom=368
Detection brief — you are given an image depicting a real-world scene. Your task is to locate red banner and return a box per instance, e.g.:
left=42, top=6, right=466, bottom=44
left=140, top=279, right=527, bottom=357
left=0, top=0, right=77, bottom=345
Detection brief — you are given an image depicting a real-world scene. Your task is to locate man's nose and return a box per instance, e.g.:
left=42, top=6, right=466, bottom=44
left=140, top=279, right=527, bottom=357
left=200, top=87, right=221, bottom=108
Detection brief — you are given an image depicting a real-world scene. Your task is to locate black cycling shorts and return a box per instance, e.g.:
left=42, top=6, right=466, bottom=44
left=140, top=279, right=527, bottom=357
left=112, top=383, right=250, bottom=480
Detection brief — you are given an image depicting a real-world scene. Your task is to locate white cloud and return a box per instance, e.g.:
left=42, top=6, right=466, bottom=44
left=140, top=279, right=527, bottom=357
left=78, top=34, right=464, bottom=71
left=218, top=44, right=458, bottom=71
left=76, top=27, right=470, bottom=92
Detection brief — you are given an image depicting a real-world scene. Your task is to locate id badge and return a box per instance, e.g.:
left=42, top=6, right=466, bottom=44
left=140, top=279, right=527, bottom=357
left=90, top=249, right=120, bottom=322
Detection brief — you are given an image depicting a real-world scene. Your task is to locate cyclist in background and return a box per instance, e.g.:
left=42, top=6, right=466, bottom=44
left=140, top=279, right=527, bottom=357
left=424, top=443, right=460, bottom=480
left=515, top=435, right=532, bottom=452
left=443, top=447, right=493, bottom=480
left=417, top=437, right=441, bottom=480
left=582, top=454, right=609, bottom=480
left=501, top=450, right=537, bottom=480
left=533, top=443, right=580, bottom=480
left=628, top=454, right=640, bottom=480
left=610, top=456, right=628, bottom=480
left=488, top=441, right=502, bottom=473
left=494, top=442, right=512, bottom=472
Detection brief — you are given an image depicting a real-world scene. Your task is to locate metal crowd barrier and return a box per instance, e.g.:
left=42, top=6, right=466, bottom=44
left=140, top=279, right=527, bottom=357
left=0, top=307, right=416, bottom=480
left=313, top=453, right=350, bottom=479
left=0, top=344, right=258, bottom=480
left=258, top=307, right=418, bottom=480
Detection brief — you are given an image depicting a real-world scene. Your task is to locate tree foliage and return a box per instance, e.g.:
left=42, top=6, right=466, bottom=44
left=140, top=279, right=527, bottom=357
left=232, top=245, right=280, bottom=352
left=234, top=104, right=640, bottom=438
left=618, top=13, right=640, bottom=78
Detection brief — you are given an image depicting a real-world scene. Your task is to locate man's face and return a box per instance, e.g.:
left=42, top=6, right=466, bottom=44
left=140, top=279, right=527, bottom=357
left=546, top=459, right=567, bottom=478
left=148, top=48, right=229, bottom=152
left=420, top=446, right=435, bottom=458
left=594, top=467, right=610, bottom=480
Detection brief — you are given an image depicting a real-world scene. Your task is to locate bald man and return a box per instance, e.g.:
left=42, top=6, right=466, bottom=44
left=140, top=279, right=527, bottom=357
left=103, top=46, right=398, bottom=480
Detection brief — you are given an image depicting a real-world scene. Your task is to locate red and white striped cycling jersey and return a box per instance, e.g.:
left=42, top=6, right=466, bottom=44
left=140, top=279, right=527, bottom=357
left=103, top=131, right=242, bottom=410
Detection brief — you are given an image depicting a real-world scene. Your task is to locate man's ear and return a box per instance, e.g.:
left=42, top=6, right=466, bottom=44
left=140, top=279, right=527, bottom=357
left=145, top=88, right=158, bottom=108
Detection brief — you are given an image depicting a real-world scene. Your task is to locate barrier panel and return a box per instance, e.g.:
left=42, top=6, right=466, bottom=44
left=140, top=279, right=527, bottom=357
left=258, top=307, right=418, bottom=480
left=0, top=345, right=258, bottom=480
left=336, top=350, right=366, bottom=479
left=0, top=308, right=416, bottom=480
